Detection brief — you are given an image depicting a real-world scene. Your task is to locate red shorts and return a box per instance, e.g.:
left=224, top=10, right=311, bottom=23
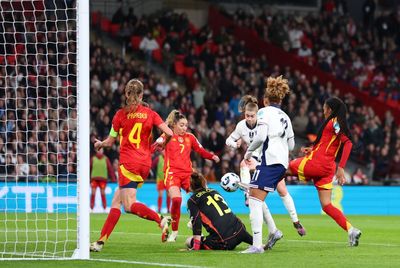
left=91, top=179, right=107, bottom=189
left=156, top=180, right=166, bottom=191
left=118, top=163, right=150, bottom=187
left=289, top=157, right=336, bottom=190
left=164, top=172, right=190, bottom=192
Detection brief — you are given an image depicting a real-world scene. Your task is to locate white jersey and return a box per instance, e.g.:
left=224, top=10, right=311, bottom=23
left=226, top=119, right=262, bottom=159
left=256, top=105, right=294, bottom=168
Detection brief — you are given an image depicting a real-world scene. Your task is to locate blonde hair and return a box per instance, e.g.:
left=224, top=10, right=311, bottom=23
left=238, top=95, right=258, bottom=113
left=124, top=79, right=144, bottom=108
left=166, top=109, right=186, bottom=127
left=264, top=75, right=290, bottom=103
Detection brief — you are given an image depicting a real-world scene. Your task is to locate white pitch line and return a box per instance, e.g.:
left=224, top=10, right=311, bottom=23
left=91, top=258, right=211, bottom=268
left=94, top=231, right=400, bottom=248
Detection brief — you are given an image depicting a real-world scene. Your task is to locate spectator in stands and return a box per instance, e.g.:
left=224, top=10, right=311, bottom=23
left=352, top=168, right=369, bottom=185
left=139, top=32, right=159, bottom=65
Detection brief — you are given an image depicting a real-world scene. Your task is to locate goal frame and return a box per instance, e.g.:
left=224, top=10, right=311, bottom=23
left=0, top=0, right=90, bottom=261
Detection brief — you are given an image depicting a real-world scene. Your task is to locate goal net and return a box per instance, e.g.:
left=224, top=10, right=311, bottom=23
left=0, top=0, right=89, bottom=259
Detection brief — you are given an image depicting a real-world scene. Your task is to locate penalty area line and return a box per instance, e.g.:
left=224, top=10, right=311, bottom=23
left=91, top=258, right=211, bottom=268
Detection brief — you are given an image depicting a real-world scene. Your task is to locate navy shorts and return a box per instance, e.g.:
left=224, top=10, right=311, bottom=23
left=249, top=164, right=286, bottom=192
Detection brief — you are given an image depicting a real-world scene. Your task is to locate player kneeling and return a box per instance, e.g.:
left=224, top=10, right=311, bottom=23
left=186, top=172, right=252, bottom=250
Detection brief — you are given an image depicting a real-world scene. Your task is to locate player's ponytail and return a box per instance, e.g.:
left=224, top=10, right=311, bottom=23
left=166, top=109, right=186, bottom=127
left=264, top=75, right=290, bottom=104
left=190, top=172, right=207, bottom=192
left=313, top=97, right=351, bottom=146
left=238, top=95, right=258, bottom=113
left=124, top=79, right=144, bottom=109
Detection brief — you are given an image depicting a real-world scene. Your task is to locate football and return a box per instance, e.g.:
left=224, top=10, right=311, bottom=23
left=220, top=172, right=240, bottom=192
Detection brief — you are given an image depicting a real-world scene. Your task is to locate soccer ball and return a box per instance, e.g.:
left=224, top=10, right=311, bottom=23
left=220, top=172, right=240, bottom=192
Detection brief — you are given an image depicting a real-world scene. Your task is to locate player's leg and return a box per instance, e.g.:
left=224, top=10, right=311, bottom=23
left=120, top=164, right=171, bottom=241
left=318, top=187, right=361, bottom=246
left=276, top=179, right=306, bottom=236
left=239, top=160, right=251, bottom=206
left=261, top=202, right=278, bottom=234
left=166, top=190, right=171, bottom=213
left=100, top=182, right=107, bottom=210
left=157, top=180, right=163, bottom=213
left=90, top=181, right=97, bottom=210
left=241, top=187, right=267, bottom=254
left=166, top=176, right=185, bottom=242
left=91, top=188, right=122, bottom=252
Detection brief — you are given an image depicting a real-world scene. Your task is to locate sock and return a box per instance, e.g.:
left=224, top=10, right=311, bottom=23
left=101, top=192, right=107, bottom=210
left=98, top=208, right=121, bottom=242
left=262, top=202, right=277, bottom=234
left=90, top=193, right=95, bottom=210
left=323, top=203, right=351, bottom=231
left=130, top=202, right=161, bottom=225
left=171, top=197, right=182, bottom=231
left=281, top=193, right=299, bottom=223
left=166, top=195, right=171, bottom=213
left=240, top=166, right=251, bottom=184
left=249, top=196, right=263, bottom=248
left=157, top=196, right=162, bottom=213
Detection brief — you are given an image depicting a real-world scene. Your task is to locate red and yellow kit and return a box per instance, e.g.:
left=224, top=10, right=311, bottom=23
left=110, top=105, right=163, bottom=187
left=164, top=133, right=214, bottom=191
left=289, top=118, right=352, bottom=190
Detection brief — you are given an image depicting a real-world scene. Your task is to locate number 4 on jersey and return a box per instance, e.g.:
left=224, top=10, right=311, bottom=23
left=128, top=123, right=142, bottom=148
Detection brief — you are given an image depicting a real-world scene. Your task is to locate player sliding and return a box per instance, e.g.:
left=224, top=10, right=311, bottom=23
left=226, top=95, right=305, bottom=248
left=162, top=110, right=220, bottom=242
left=241, top=76, right=294, bottom=254
left=186, top=172, right=252, bottom=250
left=90, top=79, right=173, bottom=252
left=288, top=97, right=362, bottom=247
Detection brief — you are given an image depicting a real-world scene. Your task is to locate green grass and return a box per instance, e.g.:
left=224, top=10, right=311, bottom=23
left=0, top=213, right=399, bottom=267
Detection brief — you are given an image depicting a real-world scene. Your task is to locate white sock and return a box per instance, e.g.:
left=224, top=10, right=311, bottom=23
left=262, top=202, right=277, bottom=234
left=249, top=196, right=263, bottom=248
left=281, top=193, right=299, bottom=223
left=240, top=166, right=251, bottom=184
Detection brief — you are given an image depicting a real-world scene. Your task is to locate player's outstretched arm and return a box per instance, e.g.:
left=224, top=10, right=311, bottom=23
left=94, top=137, right=116, bottom=151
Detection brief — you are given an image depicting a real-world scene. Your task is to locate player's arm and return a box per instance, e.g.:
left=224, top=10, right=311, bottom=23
left=187, top=198, right=202, bottom=250
left=225, top=126, right=241, bottom=149
left=287, top=119, right=295, bottom=151
left=336, top=134, right=353, bottom=185
left=191, top=134, right=220, bottom=162
left=94, top=132, right=117, bottom=151
left=244, top=124, right=268, bottom=160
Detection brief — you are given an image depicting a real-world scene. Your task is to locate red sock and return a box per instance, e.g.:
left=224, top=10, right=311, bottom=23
left=130, top=202, right=161, bottom=225
left=101, top=192, right=107, bottom=210
left=166, top=196, right=171, bottom=213
left=99, top=208, right=121, bottom=241
left=157, top=196, right=162, bottom=213
left=170, top=197, right=182, bottom=231
left=90, top=193, right=95, bottom=210
left=323, top=203, right=351, bottom=231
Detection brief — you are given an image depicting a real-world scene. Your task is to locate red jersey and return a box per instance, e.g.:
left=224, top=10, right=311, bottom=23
left=164, top=133, right=214, bottom=175
left=111, top=105, right=163, bottom=167
left=309, top=118, right=352, bottom=168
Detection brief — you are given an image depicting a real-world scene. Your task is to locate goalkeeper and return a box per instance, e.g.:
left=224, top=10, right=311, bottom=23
left=186, top=172, right=252, bottom=250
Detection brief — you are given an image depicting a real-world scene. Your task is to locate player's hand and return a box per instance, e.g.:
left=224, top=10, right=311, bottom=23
left=244, top=151, right=252, bottom=161
left=336, top=167, right=346, bottom=186
left=236, top=139, right=242, bottom=148
left=212, top=155, right=220, bottom=163
left=300, top=146, right=312, bottom=155
left=94, top=139, right=103, bottom=151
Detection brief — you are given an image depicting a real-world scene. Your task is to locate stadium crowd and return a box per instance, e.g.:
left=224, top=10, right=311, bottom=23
left=223, top=1, right=400, bottom=103
left=89, top=6, right=400, bottom=185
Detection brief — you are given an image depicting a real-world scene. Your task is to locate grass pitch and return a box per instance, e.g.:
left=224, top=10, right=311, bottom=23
left=1, top=213, right=399, bottom=267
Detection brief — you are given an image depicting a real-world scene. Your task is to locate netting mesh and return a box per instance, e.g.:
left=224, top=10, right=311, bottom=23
left=0, top=0, right=78, bottom=258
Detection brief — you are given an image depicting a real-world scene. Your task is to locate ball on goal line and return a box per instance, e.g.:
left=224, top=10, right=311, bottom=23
left=220, top=172, right=240, bottom=192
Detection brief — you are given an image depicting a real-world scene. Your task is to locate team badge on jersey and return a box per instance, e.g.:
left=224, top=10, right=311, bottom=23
left=178, top=137, right=184, bottom=143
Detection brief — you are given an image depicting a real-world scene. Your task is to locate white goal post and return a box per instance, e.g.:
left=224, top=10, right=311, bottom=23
left=0, top=0, right=89, bottom=260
